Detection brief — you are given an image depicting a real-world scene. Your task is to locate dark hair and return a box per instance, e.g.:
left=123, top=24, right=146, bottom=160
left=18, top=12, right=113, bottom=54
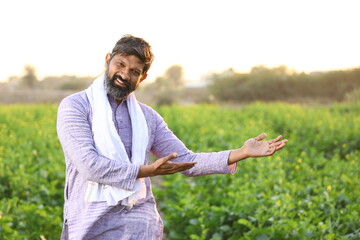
left=110, top=34, right=154, bottom=73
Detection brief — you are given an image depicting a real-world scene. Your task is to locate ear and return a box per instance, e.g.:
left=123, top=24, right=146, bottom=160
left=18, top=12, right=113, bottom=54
left=105, top=53, right=111, bottom=68
left=140, top=73, right=147, bottom=82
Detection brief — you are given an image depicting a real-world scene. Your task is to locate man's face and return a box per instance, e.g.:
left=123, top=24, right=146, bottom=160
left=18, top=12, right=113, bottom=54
left=105, top=54, right=147, bottom=100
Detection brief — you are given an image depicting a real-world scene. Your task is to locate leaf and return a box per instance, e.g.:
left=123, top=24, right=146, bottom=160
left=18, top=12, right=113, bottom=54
left=237, top=219, right=253, bottom=229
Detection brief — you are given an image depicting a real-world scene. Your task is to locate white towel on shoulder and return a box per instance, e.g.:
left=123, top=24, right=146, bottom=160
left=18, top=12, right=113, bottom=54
left=84, top=73, right=147, bottom=207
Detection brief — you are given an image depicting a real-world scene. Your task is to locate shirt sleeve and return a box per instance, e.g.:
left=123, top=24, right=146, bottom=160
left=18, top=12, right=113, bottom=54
left=56, top=95, right=139, bottom=190
left=150, top=110, right=237, bottom=176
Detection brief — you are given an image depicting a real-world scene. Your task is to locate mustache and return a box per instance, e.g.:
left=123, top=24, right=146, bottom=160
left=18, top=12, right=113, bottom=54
left=111, top=74, right=131, bottom=88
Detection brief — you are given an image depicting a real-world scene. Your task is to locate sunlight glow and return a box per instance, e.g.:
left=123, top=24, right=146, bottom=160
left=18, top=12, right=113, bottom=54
left=0, top=0, right=359, bottom=82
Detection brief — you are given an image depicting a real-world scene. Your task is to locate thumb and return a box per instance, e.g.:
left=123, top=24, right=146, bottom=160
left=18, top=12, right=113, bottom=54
left=158, top=152, right=178, bottom=165
left=254, top=133, right=267, bottom=141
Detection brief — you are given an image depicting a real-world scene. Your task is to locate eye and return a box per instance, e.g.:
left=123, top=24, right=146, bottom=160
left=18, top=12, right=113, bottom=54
left=132, top=70, right=141, bottom=76
left=117, top=62, right=125, bottom=68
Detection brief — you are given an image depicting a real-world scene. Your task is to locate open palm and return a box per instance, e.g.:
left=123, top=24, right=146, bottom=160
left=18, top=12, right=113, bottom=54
left=244, top=133, right=287, bottom=157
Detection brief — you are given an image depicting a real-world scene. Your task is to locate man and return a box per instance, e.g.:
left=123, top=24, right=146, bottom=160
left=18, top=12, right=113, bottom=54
left=57, top=34, right=288, bottom=239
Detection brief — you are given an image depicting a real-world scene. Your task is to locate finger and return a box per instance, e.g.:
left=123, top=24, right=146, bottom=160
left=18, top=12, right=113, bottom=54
left=178, top=163, right=197, bottom=171
left=160, top=162, right=197, bottom=174
left=160, top=161, right=196, bottom=170
left=173, top=161, right=197, bottom=169
left=275, top=142, right=287, bottom=151
left=266, top=140, right=288, bottom=156
left=269, top=135, right=282, bottom=144
left=158, top=152, right=178, bottom=165
left=272, top=139, right=286, bottom=146
left=254, top=133, right=267, bottom=141
left=271, top=140, right=287, bottom=151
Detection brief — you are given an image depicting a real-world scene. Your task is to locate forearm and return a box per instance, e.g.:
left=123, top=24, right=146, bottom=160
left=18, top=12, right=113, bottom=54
left=59, top=128, right=139, bottom=190
left=151, top=112, right=236, bottom=177
left=72, top=149, right=139, bottom=189
left=152, top=134, right=236, bottom=176
left=175, top=151, right=235, bottom=176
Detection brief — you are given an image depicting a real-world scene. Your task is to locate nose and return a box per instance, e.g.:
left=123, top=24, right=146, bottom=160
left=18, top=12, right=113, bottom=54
left=120, top=69, right=131, bottom=81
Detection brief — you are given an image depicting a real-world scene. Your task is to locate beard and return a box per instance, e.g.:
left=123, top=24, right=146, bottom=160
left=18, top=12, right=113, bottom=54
left=105, top=68, right=134, bottom=100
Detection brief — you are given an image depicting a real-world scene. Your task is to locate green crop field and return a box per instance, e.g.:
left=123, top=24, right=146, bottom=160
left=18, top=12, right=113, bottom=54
left=0, top=103, right=359, bottom=239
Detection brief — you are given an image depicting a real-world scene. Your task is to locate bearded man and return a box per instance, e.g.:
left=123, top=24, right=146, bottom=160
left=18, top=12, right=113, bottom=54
left=57, top=34, right=287, bottom=239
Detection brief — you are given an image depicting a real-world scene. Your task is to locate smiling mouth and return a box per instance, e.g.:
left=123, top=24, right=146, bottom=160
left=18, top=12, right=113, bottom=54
left=114, top=76, right=126, bottom=87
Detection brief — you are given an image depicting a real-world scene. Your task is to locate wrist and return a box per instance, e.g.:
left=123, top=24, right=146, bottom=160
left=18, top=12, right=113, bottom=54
left=228, top=146, right=248, bottom=165
left=137, top=165, right=154, bottom=178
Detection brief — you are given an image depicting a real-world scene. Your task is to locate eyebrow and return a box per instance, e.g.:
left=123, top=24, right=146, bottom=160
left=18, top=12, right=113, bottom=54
left=116, top=60, right=143, bottom=73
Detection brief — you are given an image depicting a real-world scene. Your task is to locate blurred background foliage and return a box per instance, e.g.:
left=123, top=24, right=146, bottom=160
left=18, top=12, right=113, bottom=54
left=207, top=65, right=360, bottom=104
left=1, top=64, right=359, bottom=105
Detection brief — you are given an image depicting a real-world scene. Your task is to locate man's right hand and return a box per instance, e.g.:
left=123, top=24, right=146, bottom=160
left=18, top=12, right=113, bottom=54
left=137, top=153, right=197, bottom=178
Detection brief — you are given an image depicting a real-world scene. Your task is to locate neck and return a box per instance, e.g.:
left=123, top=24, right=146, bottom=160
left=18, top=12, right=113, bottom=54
left=116, top=99, right=122, bottom=105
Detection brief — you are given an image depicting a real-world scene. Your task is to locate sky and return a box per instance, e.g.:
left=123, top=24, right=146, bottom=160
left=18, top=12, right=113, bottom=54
left=0, top=0, right=359, bottom=83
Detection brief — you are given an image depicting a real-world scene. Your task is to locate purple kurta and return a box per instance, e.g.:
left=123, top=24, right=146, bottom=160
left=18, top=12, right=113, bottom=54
left=57, top=91, right=236, bottom=239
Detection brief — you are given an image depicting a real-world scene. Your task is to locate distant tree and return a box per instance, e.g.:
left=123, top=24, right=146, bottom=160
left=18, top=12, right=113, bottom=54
left=39, top=75, right=93, bottom=90
left=21, top=65, right=38, bottom=88
left=154, top=65, right=184, bottom=90
left=208, top=68, right=247, bottom=101
left=152, top=65, right=185, bottom=105
left=208, top=65, right=360, bottom=103
left=163, top=64, right=184, bottom=89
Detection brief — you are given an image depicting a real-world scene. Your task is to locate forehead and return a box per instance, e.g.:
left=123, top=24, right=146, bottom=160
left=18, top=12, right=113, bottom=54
left=111, top=54, right=145, bottom=70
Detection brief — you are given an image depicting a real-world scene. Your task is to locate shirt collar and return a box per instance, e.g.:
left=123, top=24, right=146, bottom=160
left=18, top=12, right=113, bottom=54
left=107, top=94, right=128, bottom=107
